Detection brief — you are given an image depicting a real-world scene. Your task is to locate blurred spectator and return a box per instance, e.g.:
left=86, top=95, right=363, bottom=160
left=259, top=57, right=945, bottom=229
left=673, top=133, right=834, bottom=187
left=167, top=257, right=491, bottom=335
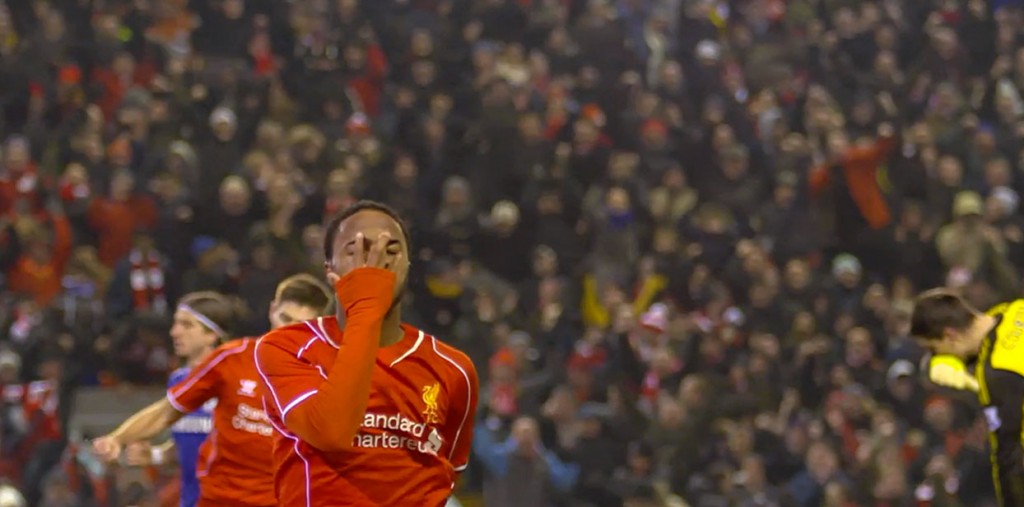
left=474, top=416, right=579, bottom=507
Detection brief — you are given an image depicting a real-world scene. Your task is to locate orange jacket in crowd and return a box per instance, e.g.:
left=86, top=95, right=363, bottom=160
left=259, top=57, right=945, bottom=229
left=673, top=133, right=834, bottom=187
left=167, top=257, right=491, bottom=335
left=809, top=133, right=897, bottom=230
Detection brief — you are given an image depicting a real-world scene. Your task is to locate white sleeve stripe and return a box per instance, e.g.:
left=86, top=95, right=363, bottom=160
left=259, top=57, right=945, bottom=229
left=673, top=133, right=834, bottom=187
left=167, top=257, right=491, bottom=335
left=166, top=392, right=188, bottom=413
left=254, top=337, right=285, bottom=414
left=296, top=336, right=318, bottom=359
left=317, top=318, right=339, bottom=348
left=282, top=389, right=319, bottom=421
left=453, top=463, right=468, bottom=472
left=430, top=337, right=473, bottom=461
left=169, top=341, right=248, bottom=400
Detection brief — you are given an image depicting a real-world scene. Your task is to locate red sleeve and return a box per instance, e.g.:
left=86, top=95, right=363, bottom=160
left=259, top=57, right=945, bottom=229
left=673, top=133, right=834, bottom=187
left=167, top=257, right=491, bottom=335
left=845, top=133, right=897, bottom=168
left=366, top=44, right=387, bottom=83
left=135, top=196, right=158, bottom=230
left=86, top=198, right=104, bottom=229
left=168, top=340, right=247, bottom=413
left=50, top=213, right=73, bottom=270
left=256, top=268, right=394, bottom=452
left=442, top=349, right=479, bottom=473
left=874, top=133, right=897, bottom=160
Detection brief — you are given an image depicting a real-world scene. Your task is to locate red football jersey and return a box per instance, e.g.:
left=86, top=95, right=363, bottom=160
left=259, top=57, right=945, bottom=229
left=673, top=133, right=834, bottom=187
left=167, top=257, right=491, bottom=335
left=167, top=338, right=276, bottom=506
left=255, top=317, right=478, bottom=507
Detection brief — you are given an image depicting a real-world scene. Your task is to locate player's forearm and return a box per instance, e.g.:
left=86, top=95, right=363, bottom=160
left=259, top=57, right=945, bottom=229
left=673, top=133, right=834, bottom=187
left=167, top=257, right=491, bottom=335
left=109, top=398, right=183, bottom=444
left=286, top=269, right=391, bottom=452
left=288, top=315, right=382, bottom=451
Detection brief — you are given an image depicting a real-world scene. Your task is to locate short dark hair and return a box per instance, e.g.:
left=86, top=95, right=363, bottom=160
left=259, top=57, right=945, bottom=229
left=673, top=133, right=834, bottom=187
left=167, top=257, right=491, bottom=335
left=323, top=200, right=411, bottom=262
left=275, top=274, right=333, bottom=314
left=910, top=289, right=977, bottom=340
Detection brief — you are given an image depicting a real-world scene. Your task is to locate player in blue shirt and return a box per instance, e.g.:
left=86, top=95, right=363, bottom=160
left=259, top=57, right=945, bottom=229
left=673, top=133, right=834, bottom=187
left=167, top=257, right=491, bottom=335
left=166, top=365, right=215, bottom=507
left=93, top=291, right=246, bottom=507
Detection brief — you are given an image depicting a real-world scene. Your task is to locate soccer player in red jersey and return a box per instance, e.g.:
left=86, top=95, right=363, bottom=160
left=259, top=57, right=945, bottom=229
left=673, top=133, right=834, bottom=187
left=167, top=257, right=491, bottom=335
left=255, top=201, right=479, bottom=507
left=92, top=275, right=333, bottom=507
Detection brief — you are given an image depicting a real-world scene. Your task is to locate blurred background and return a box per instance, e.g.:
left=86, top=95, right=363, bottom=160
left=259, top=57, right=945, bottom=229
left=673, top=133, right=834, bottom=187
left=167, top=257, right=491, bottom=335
left=0, top=0, right=1022, bottom=505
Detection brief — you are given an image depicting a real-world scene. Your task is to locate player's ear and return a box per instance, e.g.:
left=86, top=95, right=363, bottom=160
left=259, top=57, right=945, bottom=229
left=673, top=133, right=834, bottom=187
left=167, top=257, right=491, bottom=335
left=942, top=327, right=959, bottom=342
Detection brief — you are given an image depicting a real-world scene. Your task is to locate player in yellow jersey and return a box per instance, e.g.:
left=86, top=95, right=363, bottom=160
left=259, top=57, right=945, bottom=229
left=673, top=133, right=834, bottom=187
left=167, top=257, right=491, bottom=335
left=911, top=289, right=1024, bottom=506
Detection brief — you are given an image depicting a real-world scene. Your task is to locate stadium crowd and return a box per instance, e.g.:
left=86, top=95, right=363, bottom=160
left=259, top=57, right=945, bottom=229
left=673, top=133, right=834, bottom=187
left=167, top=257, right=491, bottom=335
left=1, top=0, right=1024, bottom=505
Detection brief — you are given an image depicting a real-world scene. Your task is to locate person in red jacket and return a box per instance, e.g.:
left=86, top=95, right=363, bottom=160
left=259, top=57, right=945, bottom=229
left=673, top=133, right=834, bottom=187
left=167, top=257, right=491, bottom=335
left=6, top=210, right=73, bottom=306
left=255, top=201, right=479, bottom=507
left=87, top=169, right=158, bottom=267
left=809, top=123, right=897, bottom=248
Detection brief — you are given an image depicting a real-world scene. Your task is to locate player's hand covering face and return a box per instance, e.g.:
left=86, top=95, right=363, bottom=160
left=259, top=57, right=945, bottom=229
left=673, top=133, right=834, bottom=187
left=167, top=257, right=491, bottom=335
left=327, top=210, right=408, bottom=303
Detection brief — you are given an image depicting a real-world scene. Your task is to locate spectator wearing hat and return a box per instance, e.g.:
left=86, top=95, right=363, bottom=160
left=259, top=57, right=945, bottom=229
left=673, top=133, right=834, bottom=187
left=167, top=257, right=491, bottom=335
left=985, top=186, right=1024, bottom=271
left=478, top=200, right=532, bottom=283
left=827, top=253, right=865, bottom=318
left=883, top=359, right=926, bottom=429
left=196, top=106, right=244, bottom=205
left=936, top=190, right=1018, bottom=296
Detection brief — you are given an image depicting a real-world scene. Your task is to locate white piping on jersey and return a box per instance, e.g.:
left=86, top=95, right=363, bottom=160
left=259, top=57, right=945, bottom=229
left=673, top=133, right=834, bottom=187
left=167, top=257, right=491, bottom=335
left=166, top=392, right=189, bottom=413
left=297, top=336, right=318, bottom=359
left=317, top=317, right=338, bottom=348
left=430, top=337, right=473, bottom=462
left=282, top=390, right=319, bottom=420
left=305, top=318, right=426, bottom=368
left=196, top=429, right=218, bottom=478
left=303, top=320, right=330, bottom=348
left=262, top=395, right=312, bottom=507
left=389, top=330, right=425, bottom=367
left=254, top=337, right=284, bottom=415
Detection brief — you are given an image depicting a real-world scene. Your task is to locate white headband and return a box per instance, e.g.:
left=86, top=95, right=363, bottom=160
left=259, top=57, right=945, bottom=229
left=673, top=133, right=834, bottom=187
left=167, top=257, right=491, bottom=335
left=178, top=304, right=226, bottom=337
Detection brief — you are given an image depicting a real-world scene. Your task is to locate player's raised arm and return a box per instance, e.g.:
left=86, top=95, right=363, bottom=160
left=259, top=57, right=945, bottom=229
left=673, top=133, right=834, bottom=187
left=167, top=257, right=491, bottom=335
left=93, top=338, right=245, bottom=462
left=92, top=398, right=184, bottom=462
left=985, top=369, right=1024, bottom=506
left=257, top=232, right=398, bottom=452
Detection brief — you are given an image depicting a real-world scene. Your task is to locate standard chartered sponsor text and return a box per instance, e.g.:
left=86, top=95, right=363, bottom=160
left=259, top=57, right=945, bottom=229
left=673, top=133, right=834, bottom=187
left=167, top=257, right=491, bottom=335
left=353, top=412, right=438, bottom=454
left=232, top=402, right=273, bottom=436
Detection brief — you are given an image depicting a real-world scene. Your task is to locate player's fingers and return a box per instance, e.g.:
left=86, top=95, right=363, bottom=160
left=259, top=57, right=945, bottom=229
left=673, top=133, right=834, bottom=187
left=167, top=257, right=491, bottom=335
left=93, top=440, right=118, bottom=461
left=353, top=232, right=366, bottom=267
left=367, top=232, right=391, bottom=268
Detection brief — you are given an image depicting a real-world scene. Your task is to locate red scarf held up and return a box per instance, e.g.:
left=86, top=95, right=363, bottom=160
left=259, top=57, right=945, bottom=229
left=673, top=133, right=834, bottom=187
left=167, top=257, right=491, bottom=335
left=130, top=249, right=167, bottom=314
